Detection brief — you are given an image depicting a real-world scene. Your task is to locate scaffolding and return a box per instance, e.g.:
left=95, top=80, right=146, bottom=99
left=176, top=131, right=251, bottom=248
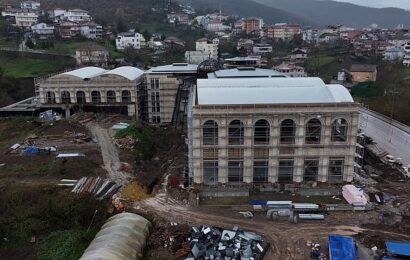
left=190, top=103, right=359, bottom=189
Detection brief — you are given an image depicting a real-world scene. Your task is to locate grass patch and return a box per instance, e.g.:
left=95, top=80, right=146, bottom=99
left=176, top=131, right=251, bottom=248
left=0, top=37, right=18, bottom=48
left=351, top=82, right=383, bottom=98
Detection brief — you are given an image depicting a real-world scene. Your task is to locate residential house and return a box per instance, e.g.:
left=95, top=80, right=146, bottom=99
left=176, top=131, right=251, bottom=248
left=402, top=42, right=410, bottom=67
left=224, top=56, right=261, bottom=69
left=273, top=63, right=306, bottom=78
left=167, top=13, right=190, bottom=25
left=48, top=8, right=66, bottom=22
left=80, top=22, right=103, bottom=39
left=268, top=23, right=300, bottom=41
left=115, top=31, right=145, bottom=50
left=289, top=48, right=307, bottom=64
left=31, top=23, right=54, bottom=37
left=163, top=36, right=185, bottom=48
left=185, top=51, right=211, bottom=64
left=205, top=19, right=230, bottom=32
left=63, top=9, right=91, bottom=23
left=241, top=17, right=263, bottom=34
left=318, top=33, right=339, bottom=44
left=350, top=64, right=377, bottom=83
left=195, top=38, right=219, bottom=60
left=1, top=8, right=38, bottom=28
left=20, top=1, right=40, bottom=11
left=55, top=21, right=80, bottom=38
left=337, top=69, right=352, bottom=82
left=75, top=44, right=109, bottom=66
left=252, top=43, right=272, bottom=56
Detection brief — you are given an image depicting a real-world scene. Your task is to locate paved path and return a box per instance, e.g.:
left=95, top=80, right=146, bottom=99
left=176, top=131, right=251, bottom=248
left=359, top=108, right=410, bottom=166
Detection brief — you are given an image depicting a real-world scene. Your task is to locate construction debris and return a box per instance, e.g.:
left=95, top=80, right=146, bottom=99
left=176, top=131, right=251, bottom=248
left=71, top=176, right=121, bottom=200
left=342, top=185, right=368, bottom=206
left=112, top=122, right=130, bottom=130
left=39, top=110, right=62, bottom=121
left=181, top=225, right=267, bottom=259
left=56, top=153, right=85, bottom=158
left=122, top=181, right=151, bottom=201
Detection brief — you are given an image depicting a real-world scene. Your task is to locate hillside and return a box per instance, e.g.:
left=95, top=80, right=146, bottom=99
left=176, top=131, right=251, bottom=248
left=185, top=0, right=311, bottom=25
left=255, top=0, right=410, bottom=28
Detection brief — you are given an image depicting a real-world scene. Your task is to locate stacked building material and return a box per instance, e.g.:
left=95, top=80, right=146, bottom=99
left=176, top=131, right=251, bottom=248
left=342, top=185, right=368, bottom=206
left=184, top=225, right=266, bottom=259
left=71, top=176, right=121, bottom=200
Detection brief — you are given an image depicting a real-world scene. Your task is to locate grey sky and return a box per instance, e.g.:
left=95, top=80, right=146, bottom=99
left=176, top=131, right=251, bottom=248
left=333, top=0, right=410, bottom=9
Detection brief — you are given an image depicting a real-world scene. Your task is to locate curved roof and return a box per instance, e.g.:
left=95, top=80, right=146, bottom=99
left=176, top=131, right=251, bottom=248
left=102, top=66, right=145, bottom=81
left=61, top=67, right=107, bottom=79
left=197, top=77, right=354, bottom=105
left=147, top=63, right=198, bottom=74
left=208, top=68, right=286, bottom=79
left=80, top=212, right=151, bottom=260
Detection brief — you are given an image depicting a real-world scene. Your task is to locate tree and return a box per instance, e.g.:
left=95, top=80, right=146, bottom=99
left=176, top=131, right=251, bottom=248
left=116, top=17, right=128, bottom=33
left=142, top=29, right=152, bottom=42
left=25, top=37, right=34, bottom=49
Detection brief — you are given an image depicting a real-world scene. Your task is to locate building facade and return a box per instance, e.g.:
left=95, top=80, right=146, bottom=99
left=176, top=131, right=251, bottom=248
left=31, top=23, right=54, bottom=36
left=75, top=45, right=109, bottom=66
left=241, top=17, right=263, bottom=34
left=1, top=9, right=38, bottom=28
left=350, top=64, right=377, bottom=83
left=189, top=77, right=359, bottom=189
left=273, top=63, right=306, bottom=77
left=37, top=66, right=144, bottom=117
left=195, top=38, right=219, bottom=60
left=21, top=1, right=40, bottom=10
left=144, top=63, right=198, bottom=124
left=267, top=23, right=300, bottom=41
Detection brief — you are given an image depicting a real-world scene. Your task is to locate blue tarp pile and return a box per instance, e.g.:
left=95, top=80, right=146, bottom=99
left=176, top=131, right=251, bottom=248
left=386, top=241, right=410, bottom=256
left=328, top=234, right=358, bottom=260
left=24, top=146, right=39, bottom=154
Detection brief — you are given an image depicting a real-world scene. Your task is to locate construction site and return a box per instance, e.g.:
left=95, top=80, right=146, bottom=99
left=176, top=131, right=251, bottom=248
left=0, top=64, right=409, bottom=259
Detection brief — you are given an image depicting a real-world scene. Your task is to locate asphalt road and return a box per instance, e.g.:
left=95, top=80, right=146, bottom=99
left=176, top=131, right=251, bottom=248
left=359, top=108, right=410, bottom=166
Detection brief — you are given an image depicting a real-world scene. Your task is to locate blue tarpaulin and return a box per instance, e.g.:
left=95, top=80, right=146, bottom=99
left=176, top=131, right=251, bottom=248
left=328, top=234, right=357, bottom=260
left=248, top=200, right=267, bottom=205
left=386, top=241, right=410, bottom=256
left=24, top=146, right=39, bottom=154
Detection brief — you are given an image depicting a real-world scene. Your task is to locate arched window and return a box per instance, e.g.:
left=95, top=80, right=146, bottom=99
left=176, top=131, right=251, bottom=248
left=305, top=118, right=322, bottom=144
left=203, top=120, right=218, bottom=145
left=331, top=118, right=348, bottom=142
left=76, top=91, right=86, bottom=104
left=91, top=91, right=101, bottom=104
left=280, top=119, right=296, bottom=144
left=228, top=120, right=244, bottom=145
left=106, top=90, right=116, bottom=104
left=61, top=91, right=71, bottom=104
left=45, top=91, right=55, bottom=104
left=122, top=90, right=131, bottom=103
left=254, top=119, right=270, bottom=145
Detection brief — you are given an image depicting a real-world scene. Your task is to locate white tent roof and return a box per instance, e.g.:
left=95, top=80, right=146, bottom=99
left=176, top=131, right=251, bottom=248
left=197, top=77, right=354, bottom=105
left=61, top=66, right=107, bottom=79
left=102, top=66, right=145, bottom=81
left=146, top=63, right=198, bottom=74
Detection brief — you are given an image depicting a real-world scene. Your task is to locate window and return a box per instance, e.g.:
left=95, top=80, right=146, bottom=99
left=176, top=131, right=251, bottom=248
left=228, top=161, right=243, bottom=183
left=278, top=159, right=294, bottom=184
left=203, top=161, right=218, bottom=186
left=228, top=120, right=244, bottom=145
left=152, top=116, right=161, bottom=124
left=91, top=91, right=101, bottom=104
left=305, top=119, right=322, bottom=144
left=150, top=92, right=160, bottom=113
left=61, top=91, right=71, bottom=104
left=151, top=78, right=160, bottom=90
left=254, top=119, right=270, bottom=145
left=122, top=90, right=131, bottom=103
left=202, top=120, right=218, bottom=145
left=331, top=118, right=348, bottom=142
left=280, top=119, right=296, bottom=144
left=328, top=157, right=344, bottom=183
left=106, top=90, right=116, bottom=104
left=304, top=159, right=319, bottom=182
left=76, top=91, right=85, bottom=104
left=45, top=91, right=55, bottom=104
left=253, top=161, right=268, bottom=183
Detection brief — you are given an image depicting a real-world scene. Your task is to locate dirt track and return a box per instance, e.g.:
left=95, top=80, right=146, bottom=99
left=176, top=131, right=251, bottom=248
left=87, top=123, right=130, bottom=185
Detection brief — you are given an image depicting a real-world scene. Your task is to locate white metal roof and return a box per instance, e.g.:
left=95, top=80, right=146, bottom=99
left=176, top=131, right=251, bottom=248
left=197, top=77, right=354, bottom=105
left=61, top=66, right=107, bottom=79
left=146, top=63, right=198, bottom=74
left=208, top=68, right=286, bottom=79
left=102, top=66, right=145, bottom=81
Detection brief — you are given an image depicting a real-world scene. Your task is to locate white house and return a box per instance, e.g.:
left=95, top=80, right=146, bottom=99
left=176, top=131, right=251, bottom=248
left=20, top=1, right=40, bottom=11
left=63, top=9, right=91, bottom=22
left=80, top=22, right=102, bottom=39
left=1, top=9, right=38, bottom=28
left=31, top=23, right=54, bottom=36
left=403, top=42, right=410, bottom=67
left=116, top=32, right=145, bottom=50
left=383, top=47, right=405, bottom=62
left=195, top=38, right=219, bottom=60
left=252, top=43, right=272, bottom=55
left=273, top=63, right=306, bottom=78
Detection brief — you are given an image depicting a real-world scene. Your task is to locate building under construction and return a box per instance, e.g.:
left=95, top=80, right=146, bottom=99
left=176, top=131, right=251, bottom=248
left=188, top=75, right=359, bottom=190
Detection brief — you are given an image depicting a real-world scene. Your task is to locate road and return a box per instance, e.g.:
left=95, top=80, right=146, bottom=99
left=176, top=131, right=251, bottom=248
left=359, top=108, right=410, bottom=166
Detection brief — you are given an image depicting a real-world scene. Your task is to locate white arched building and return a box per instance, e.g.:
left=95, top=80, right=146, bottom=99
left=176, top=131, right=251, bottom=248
left=188, top=77, right=359, bottom=190
left=37, top=66, right=145, bottom=117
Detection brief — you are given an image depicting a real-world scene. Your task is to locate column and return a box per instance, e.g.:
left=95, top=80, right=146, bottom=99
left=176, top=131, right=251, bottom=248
left=218, top=118, right=228, bottom=184
left=269, top=116, right=279, bottom=183
left=192, top=118, right=202, bottom=184
left=243, top=117, right=253, bottom=184
left=294, top=115, right=305, bottom=183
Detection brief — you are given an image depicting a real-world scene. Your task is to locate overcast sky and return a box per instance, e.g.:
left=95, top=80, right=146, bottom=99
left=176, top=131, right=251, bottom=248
left=334, top=0, right=410, bottom=9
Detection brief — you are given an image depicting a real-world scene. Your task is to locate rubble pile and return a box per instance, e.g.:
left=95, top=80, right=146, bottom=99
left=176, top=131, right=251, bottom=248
left=64, top=131, right=92, bottom=143
left=122, top=181, right=151, bottom=201
left=183, top=225, right=267, bottom=260
left=113, top=135, right=136, bottom=149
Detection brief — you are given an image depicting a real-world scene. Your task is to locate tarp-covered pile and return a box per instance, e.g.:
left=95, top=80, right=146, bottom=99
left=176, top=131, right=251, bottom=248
left=80, top=212, right=151, bottom=260
left=328, top=234, right=357, bottom=260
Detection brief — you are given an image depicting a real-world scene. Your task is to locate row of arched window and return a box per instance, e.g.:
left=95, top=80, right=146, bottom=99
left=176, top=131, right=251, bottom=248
left=202, top=118, right=349, bottom=145
left=45, top=90, right=132, bottom=104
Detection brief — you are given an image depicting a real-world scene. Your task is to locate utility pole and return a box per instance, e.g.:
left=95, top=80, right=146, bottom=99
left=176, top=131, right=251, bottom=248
left=385, top=89, right=399, bottom=143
